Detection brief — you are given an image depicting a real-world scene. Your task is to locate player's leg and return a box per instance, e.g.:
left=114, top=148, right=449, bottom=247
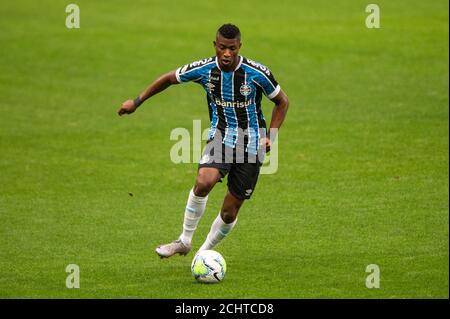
left=178, top=167, right=222, bottom=245
left=155, top=167, right=223, bottom=258
left=198, top=191, right=243, bottom=251
left=198, top=162, right=261, bottom=251
left=193, top=167, right=222, bottom=197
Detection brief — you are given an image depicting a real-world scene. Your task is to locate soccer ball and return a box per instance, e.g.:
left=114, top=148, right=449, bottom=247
left=191, top=250, right=226, bottom=283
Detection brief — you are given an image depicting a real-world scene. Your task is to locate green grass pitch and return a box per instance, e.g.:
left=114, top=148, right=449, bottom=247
left=0, top=0, right=448, bottom=298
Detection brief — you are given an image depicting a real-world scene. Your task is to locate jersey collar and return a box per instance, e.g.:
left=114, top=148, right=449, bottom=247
left=215, top=55, right=243, bottom=72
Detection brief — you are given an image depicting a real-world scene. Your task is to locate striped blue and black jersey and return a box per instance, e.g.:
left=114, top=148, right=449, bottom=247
left=175, top=56, right=281, bottom=155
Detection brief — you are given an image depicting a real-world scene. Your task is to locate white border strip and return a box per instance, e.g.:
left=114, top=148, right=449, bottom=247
left=267, top=85, right=281, bottom=99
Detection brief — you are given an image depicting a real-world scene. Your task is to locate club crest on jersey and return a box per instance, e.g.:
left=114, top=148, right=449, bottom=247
left=240, top=84, right=252, bottom=96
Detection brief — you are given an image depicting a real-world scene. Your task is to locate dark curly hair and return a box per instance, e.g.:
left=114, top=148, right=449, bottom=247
left=217, top=23, right=241, bottom=40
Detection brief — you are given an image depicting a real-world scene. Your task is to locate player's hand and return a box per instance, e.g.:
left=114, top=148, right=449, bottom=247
left=117, top=100, right=137, bottom=116
left=259, top=137, right=271, bottom=153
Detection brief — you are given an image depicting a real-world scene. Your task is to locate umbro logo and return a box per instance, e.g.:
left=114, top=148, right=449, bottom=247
left=199, top=154, right=210, bottom=164
left=205, top=82, right=215, bottom=92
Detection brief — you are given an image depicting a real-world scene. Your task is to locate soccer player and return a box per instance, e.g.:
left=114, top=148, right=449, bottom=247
left=118, top=24, right=289, bottom=258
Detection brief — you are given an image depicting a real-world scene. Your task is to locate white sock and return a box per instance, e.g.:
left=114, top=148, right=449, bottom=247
left=199, top=212, right=237, bottom=251
left=179, top=188, right=208, bottom=246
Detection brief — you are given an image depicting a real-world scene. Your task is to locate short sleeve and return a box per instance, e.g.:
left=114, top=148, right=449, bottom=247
left=254, top=68, right=280, bottom=99
left=175, top=57, right=214, bottom=83
left=246, top=59, right=281, bottom=99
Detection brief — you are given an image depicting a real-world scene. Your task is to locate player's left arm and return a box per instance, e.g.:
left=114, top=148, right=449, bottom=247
left=261, top=89, right=289, bottom=152
left=251, top=62, right=289, bottom=151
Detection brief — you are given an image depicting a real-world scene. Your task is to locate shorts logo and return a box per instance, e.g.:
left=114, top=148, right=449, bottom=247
left=245, top=189, right=253, bottom=196
left=199, top=154, right=210, bottom=164
left=240, top=84, right=252, bottom=96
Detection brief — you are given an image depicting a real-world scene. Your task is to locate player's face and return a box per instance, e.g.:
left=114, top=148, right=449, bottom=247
left=214, top=34, right=241, bottom=71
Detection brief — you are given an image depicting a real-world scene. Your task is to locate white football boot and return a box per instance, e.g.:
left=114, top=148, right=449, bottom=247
left=155, top=239, right=192, bottom=258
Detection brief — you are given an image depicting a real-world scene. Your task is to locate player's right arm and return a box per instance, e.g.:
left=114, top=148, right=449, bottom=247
left=117, top=70, right=179, bottom=116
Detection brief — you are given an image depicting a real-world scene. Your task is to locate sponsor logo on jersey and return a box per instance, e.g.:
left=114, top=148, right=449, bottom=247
left=179, top=57, right=214, bottom=75
left=180, top=64, right=189, bottom=74
left=189, top=57, right=213, bottom=69
left=240, top=84, right=252, bottom=96
left=245, top=58, right=271, bottom=77
left=209, top=75, right=220, bottom=81
left=214, top=98, right=251, bottom=108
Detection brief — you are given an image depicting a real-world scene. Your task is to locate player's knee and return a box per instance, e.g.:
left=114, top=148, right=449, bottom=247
left=221, top=210, right=237, bottom=224
left=194, top=179, right=214, bottom=197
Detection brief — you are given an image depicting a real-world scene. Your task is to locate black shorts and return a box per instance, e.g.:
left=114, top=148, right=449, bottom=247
left=198, top=139, right=263, bottom=200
